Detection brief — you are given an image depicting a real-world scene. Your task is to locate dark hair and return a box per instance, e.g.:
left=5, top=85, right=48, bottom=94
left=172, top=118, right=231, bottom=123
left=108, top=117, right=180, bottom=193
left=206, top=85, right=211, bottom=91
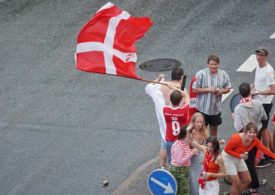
left=171, top=68, right=184, bottom=81
left=178, top=125, right=188, bottom=140
left=206, top=136, right=220, bottom=160
left=170, top=90, right=182, bottom=106
left=239, top=82, right=250, bottom=98
left=255, top=47, right=268, bottom=56
left=207, top=55, right=220, bottom=64
left=245, top=122, right=257, bottom=133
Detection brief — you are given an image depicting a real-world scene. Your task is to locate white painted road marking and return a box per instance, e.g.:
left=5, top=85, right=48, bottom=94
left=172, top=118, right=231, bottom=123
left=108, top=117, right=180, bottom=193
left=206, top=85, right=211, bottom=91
left=150, top=177, right=174, bottom=193
left=236, top=54, right=258, bottom=72
left=222, top=89, right=234, bottom=102
left=270, top=32, right=275, bottom=39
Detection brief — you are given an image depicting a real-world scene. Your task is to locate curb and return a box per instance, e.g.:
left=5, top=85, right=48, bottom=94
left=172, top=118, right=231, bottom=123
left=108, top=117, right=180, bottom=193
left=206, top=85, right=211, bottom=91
left=112, top=155, right=159, bottom=195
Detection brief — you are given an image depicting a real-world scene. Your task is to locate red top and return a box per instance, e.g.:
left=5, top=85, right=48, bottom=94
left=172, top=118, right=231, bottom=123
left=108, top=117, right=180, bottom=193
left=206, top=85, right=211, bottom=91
left=163, top=104, right=189, bottom=141
left=203, top=152, right=220, bottom=181
left=272, top=113, right=275, bottom=122
left=225, top=133, right=275, bottom=159
left=189, top=76, right=197, bottom=118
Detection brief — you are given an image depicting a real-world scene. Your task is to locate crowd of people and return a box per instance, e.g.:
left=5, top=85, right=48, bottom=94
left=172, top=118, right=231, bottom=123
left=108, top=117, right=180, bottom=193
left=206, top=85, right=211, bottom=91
left=145, top=47, right=275, bottom=195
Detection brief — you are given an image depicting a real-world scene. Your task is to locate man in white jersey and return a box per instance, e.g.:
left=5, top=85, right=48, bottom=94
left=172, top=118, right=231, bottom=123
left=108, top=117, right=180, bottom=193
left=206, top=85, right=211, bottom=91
left=145, top=68, right=185, bottom=168
left=252, top=47, right=275, bottom=167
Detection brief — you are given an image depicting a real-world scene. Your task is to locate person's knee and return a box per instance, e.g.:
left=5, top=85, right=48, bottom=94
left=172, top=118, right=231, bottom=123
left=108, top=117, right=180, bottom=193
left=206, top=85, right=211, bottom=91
left=229, top=176, right=240, bottom=186
left=261, top=128, right=270, bottom=137
left=244, top=177, right=252, bottom=186
left=160, top=148, right=167, bottom=154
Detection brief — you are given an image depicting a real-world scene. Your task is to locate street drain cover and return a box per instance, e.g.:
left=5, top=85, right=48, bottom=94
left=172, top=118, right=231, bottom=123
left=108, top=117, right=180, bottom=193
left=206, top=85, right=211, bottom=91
left=139, top=58, right=182, bottom=72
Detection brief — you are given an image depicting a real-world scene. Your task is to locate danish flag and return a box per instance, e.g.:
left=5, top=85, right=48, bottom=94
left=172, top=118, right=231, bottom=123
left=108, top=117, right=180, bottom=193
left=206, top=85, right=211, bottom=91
left=75, top=2, right=152, bottom=79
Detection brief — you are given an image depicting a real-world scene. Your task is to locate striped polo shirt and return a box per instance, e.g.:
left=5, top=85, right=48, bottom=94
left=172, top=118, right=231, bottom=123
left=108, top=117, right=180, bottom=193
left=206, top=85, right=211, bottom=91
left=193, top=68, right=231, bottom=115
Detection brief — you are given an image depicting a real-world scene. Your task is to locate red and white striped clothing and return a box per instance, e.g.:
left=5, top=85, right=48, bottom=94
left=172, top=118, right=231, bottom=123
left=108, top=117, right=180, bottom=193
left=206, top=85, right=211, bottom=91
left=171, top=139, right=193, bottom=167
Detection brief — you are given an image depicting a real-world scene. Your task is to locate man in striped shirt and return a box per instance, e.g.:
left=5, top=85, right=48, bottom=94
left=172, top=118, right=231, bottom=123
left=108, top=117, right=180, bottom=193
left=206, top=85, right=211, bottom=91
left=193, top=55, right=231, bottom=137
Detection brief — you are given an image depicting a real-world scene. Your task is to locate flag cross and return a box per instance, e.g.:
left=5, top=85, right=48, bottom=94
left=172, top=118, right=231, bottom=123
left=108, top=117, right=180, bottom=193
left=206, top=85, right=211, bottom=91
left=76, top=7, right=137, bottom=75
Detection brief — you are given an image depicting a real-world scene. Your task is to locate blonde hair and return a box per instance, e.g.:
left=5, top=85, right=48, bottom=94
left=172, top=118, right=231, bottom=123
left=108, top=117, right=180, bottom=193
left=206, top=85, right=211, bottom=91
left=190, top=112, right=208, bottom=138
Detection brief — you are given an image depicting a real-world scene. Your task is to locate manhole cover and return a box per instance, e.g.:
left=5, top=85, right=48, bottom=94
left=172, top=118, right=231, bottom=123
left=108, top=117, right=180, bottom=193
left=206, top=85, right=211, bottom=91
left=139, top=58, right=182, bottom=72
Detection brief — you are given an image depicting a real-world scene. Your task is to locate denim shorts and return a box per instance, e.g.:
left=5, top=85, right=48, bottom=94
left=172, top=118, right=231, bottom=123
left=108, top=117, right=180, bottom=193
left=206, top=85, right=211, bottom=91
left=160, top=138, right=175, bottom=164
left=160, top=137, right=167, bottom=149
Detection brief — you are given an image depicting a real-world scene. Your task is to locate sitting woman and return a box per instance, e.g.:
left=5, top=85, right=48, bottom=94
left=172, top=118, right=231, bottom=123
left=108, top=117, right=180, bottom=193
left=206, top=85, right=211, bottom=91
left=170, top=125, right=198, bottom=195
left=198, top=136, right=226, bottom=195
left=223, top=122, right=275, bottom=195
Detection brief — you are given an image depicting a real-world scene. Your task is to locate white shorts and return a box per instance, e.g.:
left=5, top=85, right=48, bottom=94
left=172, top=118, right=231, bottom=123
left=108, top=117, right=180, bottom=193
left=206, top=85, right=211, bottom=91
left=222, top=151, right=248, bottom=175
left=199, top=180, right=219, bottom=195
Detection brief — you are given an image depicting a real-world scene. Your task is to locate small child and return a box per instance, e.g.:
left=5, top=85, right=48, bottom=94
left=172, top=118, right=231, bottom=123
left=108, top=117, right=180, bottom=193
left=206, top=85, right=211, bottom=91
left=169, top=125, right=198, bottom=195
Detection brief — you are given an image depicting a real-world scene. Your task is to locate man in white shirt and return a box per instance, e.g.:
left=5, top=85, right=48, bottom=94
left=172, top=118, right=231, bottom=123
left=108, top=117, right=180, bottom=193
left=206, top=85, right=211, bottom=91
left=252, top=47, right=275, bottom=167
left=145, top=68, right=185, bottom=168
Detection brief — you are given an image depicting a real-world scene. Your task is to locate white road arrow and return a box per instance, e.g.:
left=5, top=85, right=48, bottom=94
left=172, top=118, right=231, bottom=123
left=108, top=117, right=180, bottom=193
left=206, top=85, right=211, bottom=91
left=236, top=54, right=257, bottom=72
left=222, top=89, right=234, bottom=103
left=150, top=177, right=174, bottom=194
left=270, top=32, right=275, bottom=39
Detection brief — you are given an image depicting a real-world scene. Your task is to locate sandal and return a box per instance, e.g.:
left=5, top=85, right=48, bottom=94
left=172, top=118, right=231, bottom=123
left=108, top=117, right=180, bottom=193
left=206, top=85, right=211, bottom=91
left=249, top=189, right=258, bottom=195
left=241, top=190, right=250, bottom=195
left=261, top=178, right=267, bottom=186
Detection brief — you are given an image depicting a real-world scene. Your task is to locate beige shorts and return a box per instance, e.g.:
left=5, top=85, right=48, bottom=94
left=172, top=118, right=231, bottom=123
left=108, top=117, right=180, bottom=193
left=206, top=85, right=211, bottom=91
left=222, top=151, right=248, bottom=175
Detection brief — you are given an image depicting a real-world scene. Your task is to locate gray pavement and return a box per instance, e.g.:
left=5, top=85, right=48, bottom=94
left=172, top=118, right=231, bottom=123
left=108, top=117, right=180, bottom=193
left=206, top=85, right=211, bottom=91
left=1, top=0, right=275, bottom=194
left=114, top=155, right=275, bottom=195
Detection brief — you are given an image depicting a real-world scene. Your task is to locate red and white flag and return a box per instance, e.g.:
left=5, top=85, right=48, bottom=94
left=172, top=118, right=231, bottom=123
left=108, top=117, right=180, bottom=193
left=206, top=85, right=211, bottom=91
left=189, top=75, right=197, bottom=118
left=75, top=2, right=152, bottom=79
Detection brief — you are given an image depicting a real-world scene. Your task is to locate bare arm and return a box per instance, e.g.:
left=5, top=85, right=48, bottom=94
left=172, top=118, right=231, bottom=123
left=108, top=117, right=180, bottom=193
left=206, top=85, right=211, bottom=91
left=153, top=74, right=165, bottom=83
left=205, top=155, right=226, bottom=179
left=252, top=84, right=275, bottom=95
left=192, top=87, right=216, bottom=94
left=190, top=140, right=207, bottom=152
left=215, top=87, right=230, bottom=96
left=193, top=86, right=230, bottom=96
left=165, top=82, right=190, bottom=103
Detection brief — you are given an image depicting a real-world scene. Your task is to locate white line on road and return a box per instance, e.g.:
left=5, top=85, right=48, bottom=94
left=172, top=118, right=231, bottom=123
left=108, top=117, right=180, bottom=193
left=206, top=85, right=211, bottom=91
left=222, top=89, right=234, bottom=102
left=150, top=177, right=174, bottom=193
left=236, top=54, right=257, bottom=72
left=270, top=32, right=275, bottom=39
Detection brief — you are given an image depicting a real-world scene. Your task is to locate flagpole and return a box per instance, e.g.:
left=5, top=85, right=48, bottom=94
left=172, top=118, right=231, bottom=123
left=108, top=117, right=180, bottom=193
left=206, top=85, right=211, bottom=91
left=140, top=79, right=168, bottom=86
left=78, top=71, right=168, bottom=86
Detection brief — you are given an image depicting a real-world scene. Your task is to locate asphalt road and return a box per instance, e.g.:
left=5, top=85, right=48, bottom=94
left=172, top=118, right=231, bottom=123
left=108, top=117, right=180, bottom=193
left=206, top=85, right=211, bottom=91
left=0, top=0, right=274, bottom=194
